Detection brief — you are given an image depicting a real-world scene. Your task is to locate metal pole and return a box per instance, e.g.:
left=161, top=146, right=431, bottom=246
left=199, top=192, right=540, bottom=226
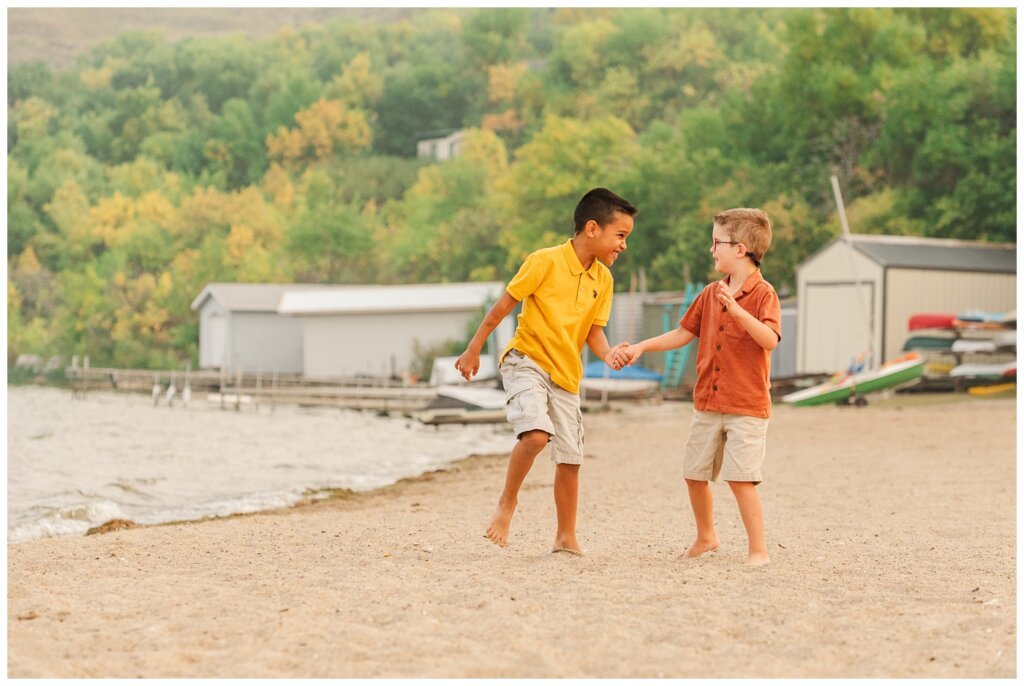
left=830, top=175, right=876, bottom=370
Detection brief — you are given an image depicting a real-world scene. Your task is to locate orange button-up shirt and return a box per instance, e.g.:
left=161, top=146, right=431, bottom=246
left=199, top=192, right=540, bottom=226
left=680, top=270, right=781, bottom=418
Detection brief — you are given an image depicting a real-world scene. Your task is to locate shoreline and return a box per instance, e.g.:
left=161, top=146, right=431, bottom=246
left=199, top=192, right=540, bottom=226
left=7, top=384, right=514, bottom=544
left=72, top=452, right=510, bottom=539
left=8, top=397, right=1016, bottom=678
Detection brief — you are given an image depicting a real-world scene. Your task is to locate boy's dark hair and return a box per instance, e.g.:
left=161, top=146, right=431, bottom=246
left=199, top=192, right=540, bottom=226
left=573, top=187, right=638, bottom=234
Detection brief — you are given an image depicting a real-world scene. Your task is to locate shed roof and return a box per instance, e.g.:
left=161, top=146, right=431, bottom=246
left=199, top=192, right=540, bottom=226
left=821, top=235, right=1016, bottom=274
left=278, top=282, right=505, bottom=316
left=190, top=283, right=346, bottom=313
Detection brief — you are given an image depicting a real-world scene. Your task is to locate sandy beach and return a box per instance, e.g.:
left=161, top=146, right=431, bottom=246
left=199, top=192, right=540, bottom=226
left=8, top=394, right=1016, bottom=678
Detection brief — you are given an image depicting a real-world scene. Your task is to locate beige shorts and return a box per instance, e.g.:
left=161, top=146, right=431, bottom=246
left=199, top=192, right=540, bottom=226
left=684, top=409, right=769, bottom=483
left=500, top=350, right=584, bottom=465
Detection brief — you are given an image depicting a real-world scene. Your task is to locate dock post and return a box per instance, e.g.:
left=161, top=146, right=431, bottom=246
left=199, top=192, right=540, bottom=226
left=255, top=368, right=262, bottom=413
left=70, top=354, right=79, bottom=398
left=271, top=369, right=278, bottom=414
left=82, top=354, right=90, bottom=399
left=235, top=362, right=242, bottom=412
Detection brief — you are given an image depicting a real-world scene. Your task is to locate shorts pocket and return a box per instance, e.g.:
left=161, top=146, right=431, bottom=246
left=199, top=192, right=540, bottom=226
left=505, top=380, right=538, bottom=425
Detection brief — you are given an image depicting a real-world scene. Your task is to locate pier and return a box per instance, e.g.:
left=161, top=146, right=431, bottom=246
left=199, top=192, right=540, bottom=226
left=65, top=362, right=438, bottom=414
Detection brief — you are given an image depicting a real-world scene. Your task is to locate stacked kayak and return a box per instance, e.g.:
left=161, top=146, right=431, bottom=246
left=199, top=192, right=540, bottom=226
left=901, top=310, right=1016, bottom=388
left=782, top=353, right=925, bottom=407
left=948, top=360, right=1016, bottom=380
left=908, top=313, right=958, bottom=331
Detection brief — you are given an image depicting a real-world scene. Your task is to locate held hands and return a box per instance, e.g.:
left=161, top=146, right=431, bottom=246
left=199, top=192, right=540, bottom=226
left=609, top=342, right=642, bottom=369
left=454, top=348, right=479, bottom=381
left=605, top=342, right=628, bottom=371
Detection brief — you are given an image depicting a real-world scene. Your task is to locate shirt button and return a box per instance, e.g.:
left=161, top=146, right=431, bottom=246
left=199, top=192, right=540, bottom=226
left=715, top=366, right=720, bottom=372
left=712, top=385, right=718, bottom=391
left=719, top=326, right=724, bottom=331
left=716, top=345, right=721, bottom=351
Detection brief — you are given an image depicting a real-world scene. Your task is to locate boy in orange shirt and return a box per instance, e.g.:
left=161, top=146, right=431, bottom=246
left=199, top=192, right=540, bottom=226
left=616, top=208, right=780, bottom=565
left=455, top=188, right=636, bottom=555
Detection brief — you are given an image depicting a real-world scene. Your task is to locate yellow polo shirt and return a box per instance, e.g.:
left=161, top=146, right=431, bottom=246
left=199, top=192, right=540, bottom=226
left=501, top=239, right=614, bottom=394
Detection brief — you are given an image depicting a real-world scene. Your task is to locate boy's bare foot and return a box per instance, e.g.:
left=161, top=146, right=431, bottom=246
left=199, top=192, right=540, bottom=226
left=745, top=551, right=770, bottom=566
left=552, top=536, right=584, bottom=556
left=485, top=502, right=516, bottom=547
left=683, top=536, right=720, bottom=558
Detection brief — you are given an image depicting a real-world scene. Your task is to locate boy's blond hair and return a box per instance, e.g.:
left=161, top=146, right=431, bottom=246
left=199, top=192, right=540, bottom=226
left=714, top=208, right=772, bottom=263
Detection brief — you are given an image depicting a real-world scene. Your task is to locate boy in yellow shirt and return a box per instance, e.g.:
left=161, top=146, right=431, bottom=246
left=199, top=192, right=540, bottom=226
left=455, top=188, right=636, bottom=555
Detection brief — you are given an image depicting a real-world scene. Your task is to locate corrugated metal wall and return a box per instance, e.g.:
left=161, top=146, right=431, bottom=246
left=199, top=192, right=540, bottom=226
left=302, top=311, right=480, bottom=378
left=884, top=269, right=1016, bottom=359
left=229, top=312, right=305, bottom=375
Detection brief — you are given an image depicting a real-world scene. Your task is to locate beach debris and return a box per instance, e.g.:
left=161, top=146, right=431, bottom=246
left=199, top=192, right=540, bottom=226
left=777, top=543, right=786, bottom=549
left=86, top=519, right=138, bottom=535
left=16, top=611, right=39, bottom=621
left=971, top=587, right=980, bottom=592
left=982, top=598, right=999, bottom=606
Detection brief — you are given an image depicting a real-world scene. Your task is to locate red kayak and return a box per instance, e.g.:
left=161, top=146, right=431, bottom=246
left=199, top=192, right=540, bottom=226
left=908, top=313, right=956, bottom=331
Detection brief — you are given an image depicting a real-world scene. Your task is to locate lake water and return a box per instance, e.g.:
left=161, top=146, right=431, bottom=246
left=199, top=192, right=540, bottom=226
left=7, top=386, right=514, bottom=543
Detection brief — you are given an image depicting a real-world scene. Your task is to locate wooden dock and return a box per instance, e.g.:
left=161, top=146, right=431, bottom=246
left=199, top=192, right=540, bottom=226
left=65, top=364, right=439, bottom=413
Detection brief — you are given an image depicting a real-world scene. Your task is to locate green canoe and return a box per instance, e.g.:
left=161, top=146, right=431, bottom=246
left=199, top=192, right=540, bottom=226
left=782, top=354, right=925, bottom=407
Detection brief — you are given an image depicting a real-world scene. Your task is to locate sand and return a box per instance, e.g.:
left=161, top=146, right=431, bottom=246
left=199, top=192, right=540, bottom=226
left=7, top=395, right=1016, bottom=678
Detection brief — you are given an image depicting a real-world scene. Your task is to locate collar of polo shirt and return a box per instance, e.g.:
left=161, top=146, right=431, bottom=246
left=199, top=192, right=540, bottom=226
left=561, top=239, right=601, bottom=279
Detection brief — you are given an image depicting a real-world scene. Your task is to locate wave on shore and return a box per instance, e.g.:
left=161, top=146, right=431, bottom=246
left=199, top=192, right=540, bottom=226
left=8, top=386, right=514, bottom=543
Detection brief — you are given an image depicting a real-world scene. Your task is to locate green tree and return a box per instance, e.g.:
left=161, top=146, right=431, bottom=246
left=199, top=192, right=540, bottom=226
left=494, top=115, right=640, bottom=268
left=287, top=170, right=377, bottom=282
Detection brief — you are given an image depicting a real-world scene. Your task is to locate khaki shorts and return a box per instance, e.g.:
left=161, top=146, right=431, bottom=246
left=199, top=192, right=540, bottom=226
left=684, top=409, right=768, bottom=483
left=500, top=350, right=584, bottom=465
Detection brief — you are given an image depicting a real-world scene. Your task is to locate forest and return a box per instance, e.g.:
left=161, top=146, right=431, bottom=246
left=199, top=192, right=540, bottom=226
left=7, top=8, right=1016, bottom=369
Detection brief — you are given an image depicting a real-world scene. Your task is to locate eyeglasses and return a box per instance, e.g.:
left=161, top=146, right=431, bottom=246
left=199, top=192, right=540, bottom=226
left=711, top=237, right=761, bottom=267
left=711, top=238, right=740, bottom=250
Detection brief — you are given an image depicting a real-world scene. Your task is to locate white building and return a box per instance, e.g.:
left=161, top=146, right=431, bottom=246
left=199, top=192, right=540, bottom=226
left=796, top=234, right=1016, bottom=374
left=278, top=282, right=511, bottom=379
left=191, top=283, right=354, bottom=375
left=416, top=130, right=466, bottom=161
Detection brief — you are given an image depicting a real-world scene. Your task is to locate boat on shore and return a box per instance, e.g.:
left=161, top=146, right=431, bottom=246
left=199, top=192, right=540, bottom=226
left=579, top=361, right=662, bottom=399
left=414, top=385, right=507, bottom=425
left=781, top=353, right=925, bottom=407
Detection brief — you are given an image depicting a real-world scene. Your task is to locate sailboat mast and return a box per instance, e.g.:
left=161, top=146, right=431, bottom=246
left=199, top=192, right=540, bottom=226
left=830, top=175, right=877, bottom=370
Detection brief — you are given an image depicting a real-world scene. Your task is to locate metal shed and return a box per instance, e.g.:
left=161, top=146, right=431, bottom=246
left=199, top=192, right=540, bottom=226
left=190, top=283, right=343, bottom=375
left=278, top=282, right=511, bottom=379
left=796, top=234, right=1016, bottom=374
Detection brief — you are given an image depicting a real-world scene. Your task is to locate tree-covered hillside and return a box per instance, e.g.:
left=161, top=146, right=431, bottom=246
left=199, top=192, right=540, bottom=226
left=7, top=8, right=1016, bottom=368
